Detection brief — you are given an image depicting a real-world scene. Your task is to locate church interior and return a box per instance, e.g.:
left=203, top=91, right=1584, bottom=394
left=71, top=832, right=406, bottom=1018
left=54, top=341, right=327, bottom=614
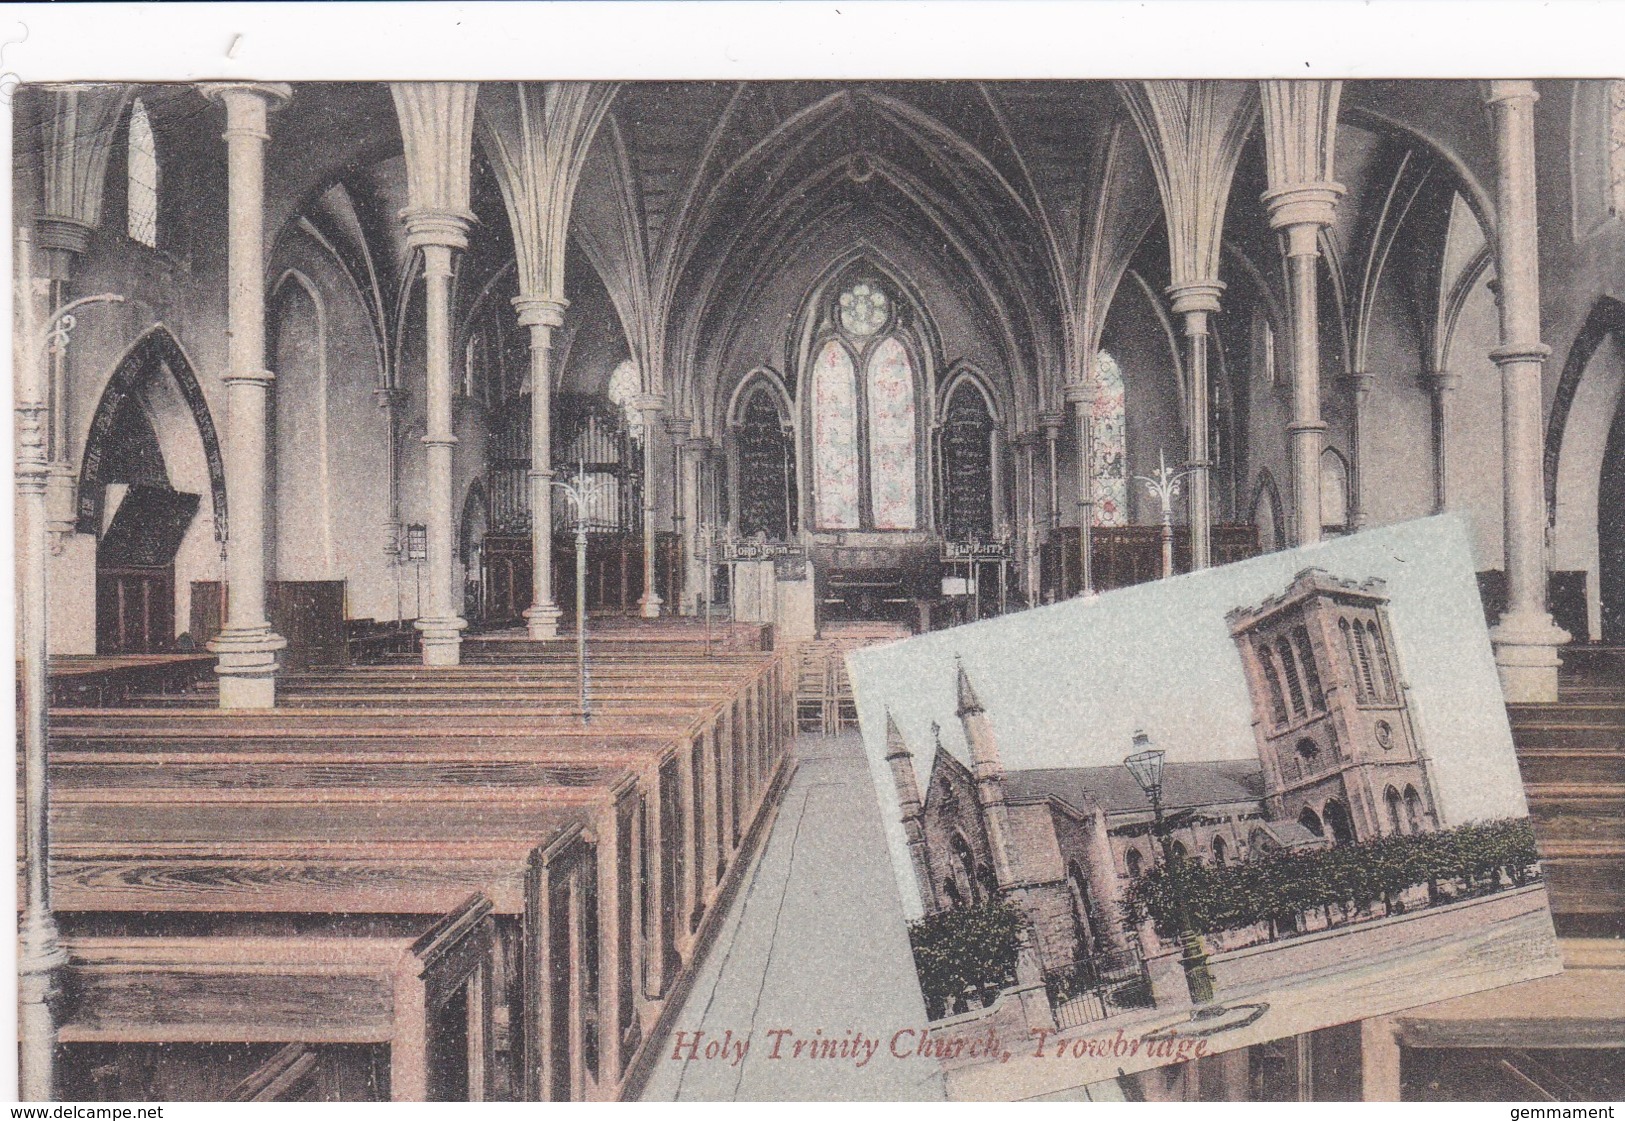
left=11, top=78, right=1624, bottom=1101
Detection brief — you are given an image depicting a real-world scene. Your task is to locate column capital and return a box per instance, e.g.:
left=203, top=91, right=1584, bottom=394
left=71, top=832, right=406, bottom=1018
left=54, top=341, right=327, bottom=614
left=633, top=393, right=668, bottom=416
left=1489, top=343, right=1551, bottom=367
left=403, top=207, right=474, bottom=253
left=512, top=294, right=568, bottom=329
left=375, top=386, right=408, bottom=409
left=1342, top=369, right=1375, bottom=395
left=1039, top=411, right=1066, bottom=437
left=1063, top=380, right=1097, bottom=406
left=198, top=81, right=294, bottom=110
left=682, top=435, right=717, bottom=456
left=1483, top=79, right=1540, bottom=108
left=664, top=413, right=695, bottom=439
left=1263, top=181, right=1346, bottom=232
left=1166, top=280, right=1225, bottom=316
left=33, top=216, right=93, bottom=260
left=1424, top=368, right=1461, bottom=393
left=198, top=82, right=293, bottom=140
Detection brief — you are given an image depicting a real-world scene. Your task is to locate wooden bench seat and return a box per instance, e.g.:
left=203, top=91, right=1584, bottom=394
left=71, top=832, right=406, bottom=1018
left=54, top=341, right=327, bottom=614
left=42, top=644, right=797, bottom=1101
left=59, top=895, right=497, bottom=1102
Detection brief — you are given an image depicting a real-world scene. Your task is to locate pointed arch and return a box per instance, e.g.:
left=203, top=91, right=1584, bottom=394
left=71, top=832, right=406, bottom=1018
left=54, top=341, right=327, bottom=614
left=1250, top=469, right=1286, bottom=553
left=1320, top=446, right=1351, bottom=532
left=1547, top=296, right=1625, bottom=513
left=725, top=366, right=794, bottom=429
left=940, top=366, right=998, bottom=541
left=810, top=339, right=860, bottom=530
left=732, top=368, right=799, bottom=541
left=270, top=268, right=335, bottom=576
left=1298, top=806, right=1325, bottom=838
left=1323, top=799, right=1356, bottom=846
left=78, top=326, right=227, bottom=542
left=798, top=261, right=934, bottom=533
left=1403, top=784, right=1427, bottom=833
left=1385, top=785, right=1406, bottom=835
left=459, top=477, right=490, bottom=568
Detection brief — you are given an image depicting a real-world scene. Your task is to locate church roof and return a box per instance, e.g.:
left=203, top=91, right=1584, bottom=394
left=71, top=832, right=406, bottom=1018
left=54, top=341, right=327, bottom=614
left=1004, top=759, right=1265, bottom=816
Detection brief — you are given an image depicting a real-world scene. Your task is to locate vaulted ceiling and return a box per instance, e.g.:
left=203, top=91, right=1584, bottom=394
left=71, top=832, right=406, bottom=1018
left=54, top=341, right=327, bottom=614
left=53, top=79, right=1499, bottom=433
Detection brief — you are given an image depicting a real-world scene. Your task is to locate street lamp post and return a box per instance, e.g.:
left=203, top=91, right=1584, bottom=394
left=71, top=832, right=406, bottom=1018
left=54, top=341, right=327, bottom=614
left=553, top=465, right=613, bottom=722
left=1133, top=450, right=1198, bottom=580
left=1124, top=730, right=1216, bottom=1007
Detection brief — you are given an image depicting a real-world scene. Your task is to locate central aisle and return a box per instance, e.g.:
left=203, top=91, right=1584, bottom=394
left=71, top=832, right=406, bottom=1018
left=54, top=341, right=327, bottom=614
left=639, top=732, right=949, bottom=1102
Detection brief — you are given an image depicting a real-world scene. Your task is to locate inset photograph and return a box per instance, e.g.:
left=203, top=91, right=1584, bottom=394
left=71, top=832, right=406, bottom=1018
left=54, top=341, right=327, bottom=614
left=850, top=517, right=1563, bottom=1100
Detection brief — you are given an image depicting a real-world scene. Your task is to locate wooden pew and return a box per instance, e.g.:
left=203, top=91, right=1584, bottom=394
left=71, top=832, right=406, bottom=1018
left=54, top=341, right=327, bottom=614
left=44, top=645, right=797, bottom=1100
left=60, top=895, right=497, bottom=1102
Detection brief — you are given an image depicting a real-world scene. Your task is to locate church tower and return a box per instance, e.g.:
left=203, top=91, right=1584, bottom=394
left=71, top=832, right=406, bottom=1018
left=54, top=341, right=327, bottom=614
left=955, top=658, right=1018, bottom=889
left=1226, top=569, right=1439, bottom=843
left=885, top=711, right=939, bottom=912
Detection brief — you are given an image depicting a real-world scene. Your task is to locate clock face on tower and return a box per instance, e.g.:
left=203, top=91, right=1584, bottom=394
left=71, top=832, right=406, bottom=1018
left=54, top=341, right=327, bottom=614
left=1375, top=719, right=1394, bottom=750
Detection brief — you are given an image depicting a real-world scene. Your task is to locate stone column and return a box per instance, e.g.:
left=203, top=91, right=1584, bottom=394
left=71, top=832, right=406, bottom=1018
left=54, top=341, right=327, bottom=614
left=1345, top=369, right=1373, bottom=528
left=636, top=395, right=667, bottom=618
left=376, top=386, right=407, bottom=569
left=16, top=232, right=66, bottom=1102
left=1015, top=432, right=1041, bottom=603
left=1424, top=369, right=1458, bottom=513
left=514, top=296, right=567, bottom=639
left=1168, top=281, right=1225, bottom=568
left=407, top=211, right=472, bottom=665
left=200, top=82, right=291, bottom=708
left=682, top=436, right=712, bottom=614
left=1485, top=80, right=1568, bottom=702
left=1264, top=184, right=1342, bottom=548
left=664, top=415, right=694, bottom=614
left=35, top=218, right=92, bottom=549
left=1040, top=411, right=1063, bottom=528
left=1065, top=379, right=1097, bottom=594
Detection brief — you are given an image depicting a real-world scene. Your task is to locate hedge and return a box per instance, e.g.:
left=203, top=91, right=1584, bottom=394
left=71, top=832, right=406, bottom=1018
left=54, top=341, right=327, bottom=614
left=1125, top=817, right=1540, bottom=942
left=907, top=899, right=1025, bottom=1019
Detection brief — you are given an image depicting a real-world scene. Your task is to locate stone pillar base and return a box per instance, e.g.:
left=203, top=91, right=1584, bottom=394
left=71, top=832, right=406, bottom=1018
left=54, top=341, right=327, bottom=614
left=1490, top=611, right=1569, bottom=702
left=524, top=602, right=564, bottom=640
left=209, top=627, right=286, bottom=710
left=416, top=617, right=467, bottom=666
left=18, top=911, right=66, bottom=1103
left=639, top=593, right=663, bottom=620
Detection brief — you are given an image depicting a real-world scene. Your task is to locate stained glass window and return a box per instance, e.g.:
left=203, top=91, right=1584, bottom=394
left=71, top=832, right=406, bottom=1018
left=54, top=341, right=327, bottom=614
left=838, top=282, right=889, bottom=337
left=127, top=99, right=158, bottom=248
left=1091, top=352, right=1127, bottom=527
left=606, top=360, right=644, bottom=443
left=865, top=337, right=917, bottom=530
left=811, top=341, right=859, bottom=530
